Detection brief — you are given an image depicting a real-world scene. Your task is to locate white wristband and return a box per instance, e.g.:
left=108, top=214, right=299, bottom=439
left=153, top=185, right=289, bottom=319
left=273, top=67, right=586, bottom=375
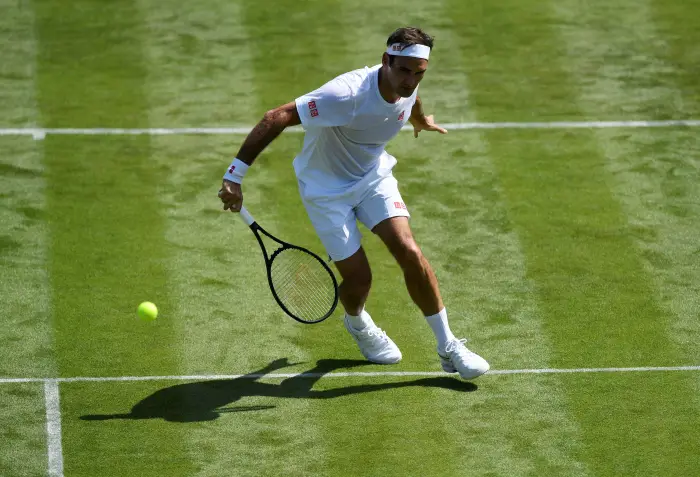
left=223, top=158, right=249, bottom=184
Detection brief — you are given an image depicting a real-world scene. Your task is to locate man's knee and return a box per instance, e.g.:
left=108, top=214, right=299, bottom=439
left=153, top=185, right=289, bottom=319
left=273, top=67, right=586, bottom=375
left=342, top=267, right=372, bottom=294
left=393, top=239, right=424, bottom=270
left=335, top=248, right=372, bottom=293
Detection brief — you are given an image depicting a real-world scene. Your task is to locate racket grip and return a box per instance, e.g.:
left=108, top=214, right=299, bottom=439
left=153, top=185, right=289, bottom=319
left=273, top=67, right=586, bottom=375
left=239, top=206, right=255, bottom=226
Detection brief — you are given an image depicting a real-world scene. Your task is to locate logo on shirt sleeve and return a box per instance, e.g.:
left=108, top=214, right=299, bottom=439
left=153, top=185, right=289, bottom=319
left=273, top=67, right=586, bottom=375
left=308, top=101, right=319, bottom=118
left=398, top=111, right=405, bottom=121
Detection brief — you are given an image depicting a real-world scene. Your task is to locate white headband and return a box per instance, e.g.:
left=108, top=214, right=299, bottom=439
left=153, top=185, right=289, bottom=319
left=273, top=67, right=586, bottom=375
left=386, top=43, right=431, bottom=60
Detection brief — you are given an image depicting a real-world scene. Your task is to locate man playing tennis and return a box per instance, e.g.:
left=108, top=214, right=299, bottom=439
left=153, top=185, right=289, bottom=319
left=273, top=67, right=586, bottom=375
left=219, top=27, right=489, bottom=379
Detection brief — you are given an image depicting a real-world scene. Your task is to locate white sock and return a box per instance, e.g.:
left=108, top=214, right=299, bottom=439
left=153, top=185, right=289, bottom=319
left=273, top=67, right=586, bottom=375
left=345, top=309, right=375, bottom=330
left=425, top=308, right=456, bottom=351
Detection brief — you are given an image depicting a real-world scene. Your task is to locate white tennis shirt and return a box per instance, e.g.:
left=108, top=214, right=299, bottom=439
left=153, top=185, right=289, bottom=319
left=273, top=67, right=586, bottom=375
left=294, top=64, right=417, bottom=191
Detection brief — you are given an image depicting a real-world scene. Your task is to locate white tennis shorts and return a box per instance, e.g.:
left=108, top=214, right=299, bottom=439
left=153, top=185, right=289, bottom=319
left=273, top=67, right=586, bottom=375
left=298, top=173, right=410, bottom=262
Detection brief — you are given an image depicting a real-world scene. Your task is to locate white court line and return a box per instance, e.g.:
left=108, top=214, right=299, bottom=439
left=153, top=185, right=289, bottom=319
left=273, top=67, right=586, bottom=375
left=1, top=119, right=700, bottom=139
left=2, top=365, right=699, bottom=384
left=15, top=365, right=695, bottom=477
left=18, top=362, right=700, bottom=477
left=44, top=380, right=64, bottom=477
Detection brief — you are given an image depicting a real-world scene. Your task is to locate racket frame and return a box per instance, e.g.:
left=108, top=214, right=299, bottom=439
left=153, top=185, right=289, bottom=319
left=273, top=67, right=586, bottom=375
left=239, top=206, right=339, bottom=324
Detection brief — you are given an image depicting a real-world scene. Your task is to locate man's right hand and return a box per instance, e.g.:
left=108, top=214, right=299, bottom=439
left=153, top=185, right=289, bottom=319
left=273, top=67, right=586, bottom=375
left=219, top=179, right=243, bottom=212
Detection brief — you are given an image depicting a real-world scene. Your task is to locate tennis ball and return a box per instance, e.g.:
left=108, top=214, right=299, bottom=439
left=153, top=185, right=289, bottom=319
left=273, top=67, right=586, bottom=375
left=137, top=301, right=158, bottom=321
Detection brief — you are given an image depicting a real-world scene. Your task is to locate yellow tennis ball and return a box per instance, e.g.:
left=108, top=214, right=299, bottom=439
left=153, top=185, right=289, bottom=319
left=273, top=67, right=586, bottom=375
left=137, top=301, right=158, bottom=321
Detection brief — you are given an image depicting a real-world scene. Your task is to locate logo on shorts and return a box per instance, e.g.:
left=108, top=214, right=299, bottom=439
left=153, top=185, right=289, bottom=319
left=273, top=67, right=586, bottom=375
left=398, top=111, right=405, bottom=121
left=394, top=201, right=407, bottom=210
left=308, top=100, right=319, bottom=118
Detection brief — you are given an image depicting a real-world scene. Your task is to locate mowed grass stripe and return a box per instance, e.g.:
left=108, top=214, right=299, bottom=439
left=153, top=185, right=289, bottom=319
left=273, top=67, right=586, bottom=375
left=141, top=1, right=323, bottom=473
left=449, top=0, right=700, bottom=475
left=651, top=0, right=700, bottom=111
left=0, top=0, right=36, bottom=129
left=554, top=0, right=687, bottom=120
left=240, top=0, right=350, bottom=116
left=137, top=0, right=256, bottom=127
left=234, top=2, right=357, bottom=475
left=0, top=0, right=55, bottom=379
left=138, top=0, right=287, bottom=376
left=33, top=0, right=193, bottom=475
left=554, top=0, right=700, bottom=381
left=0, top=384, right=50, bottom=477
left=649, top=0, right=700, bottom=354
left=0, top=3, right=54, bottom=475
left=141, top=1, right=327, bottom=475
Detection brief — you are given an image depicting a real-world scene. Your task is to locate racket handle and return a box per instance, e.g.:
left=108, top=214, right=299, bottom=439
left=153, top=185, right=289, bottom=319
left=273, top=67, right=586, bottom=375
left=239, top=206, right=255, bottom=226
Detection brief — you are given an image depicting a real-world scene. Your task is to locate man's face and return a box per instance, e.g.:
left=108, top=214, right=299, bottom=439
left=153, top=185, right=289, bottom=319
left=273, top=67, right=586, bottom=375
left=383, top=54, right=429, bottom=98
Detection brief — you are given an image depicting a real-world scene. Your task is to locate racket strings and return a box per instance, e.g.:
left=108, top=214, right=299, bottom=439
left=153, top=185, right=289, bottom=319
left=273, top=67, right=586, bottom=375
left=273, top=257, right=333, bottom=319
left=271, top=249, right=336, bottom=321
left=276, top=259, right=332, bottom=313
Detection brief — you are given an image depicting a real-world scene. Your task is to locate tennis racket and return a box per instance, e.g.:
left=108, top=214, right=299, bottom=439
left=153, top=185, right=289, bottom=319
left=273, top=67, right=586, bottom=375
left=237, top=206, right=339, bottom=324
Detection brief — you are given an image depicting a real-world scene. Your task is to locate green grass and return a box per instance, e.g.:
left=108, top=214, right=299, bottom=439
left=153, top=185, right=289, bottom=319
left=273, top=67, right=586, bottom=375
left=1, top=0, right=700, bottom=475
left=0, top=384, right=48, bottom=477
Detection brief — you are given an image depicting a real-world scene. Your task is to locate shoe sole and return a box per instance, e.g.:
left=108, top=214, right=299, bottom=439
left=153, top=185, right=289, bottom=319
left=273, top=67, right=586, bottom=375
left=440, top=357, right=488, bottom=380
left=368, top=355, right=402, bottom=365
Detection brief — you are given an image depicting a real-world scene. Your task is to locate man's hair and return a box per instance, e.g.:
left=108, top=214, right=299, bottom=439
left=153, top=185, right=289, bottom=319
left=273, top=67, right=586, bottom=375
left=386, top=27, right=433, bottom=64
left=386, top=27, right=434, bottom=49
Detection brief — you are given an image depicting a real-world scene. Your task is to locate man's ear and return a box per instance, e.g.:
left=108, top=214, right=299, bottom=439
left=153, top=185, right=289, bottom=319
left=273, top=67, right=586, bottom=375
left=381, top=52, right=390, bottom=67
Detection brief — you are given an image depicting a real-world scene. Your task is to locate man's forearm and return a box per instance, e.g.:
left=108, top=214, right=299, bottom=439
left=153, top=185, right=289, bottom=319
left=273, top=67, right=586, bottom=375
left=235, top=111, right=288, bottom=166
left=410, top=95, right=425, bottom=123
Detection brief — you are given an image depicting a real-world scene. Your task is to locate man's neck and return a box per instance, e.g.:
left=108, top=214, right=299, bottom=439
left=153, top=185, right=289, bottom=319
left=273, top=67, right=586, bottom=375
left=378, top=66, right=400, bottom=104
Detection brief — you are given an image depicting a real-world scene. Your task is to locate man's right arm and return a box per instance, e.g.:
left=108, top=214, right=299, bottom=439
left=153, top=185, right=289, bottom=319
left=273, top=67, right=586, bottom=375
left=236, top=101, right=301, bottom=166
left=219, top=77, right=354, bottom=213
left=219, top=101, right=301, bottom=212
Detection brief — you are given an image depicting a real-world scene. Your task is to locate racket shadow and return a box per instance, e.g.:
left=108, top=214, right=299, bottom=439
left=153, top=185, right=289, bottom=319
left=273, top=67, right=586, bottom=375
left=80, top=358, right=477, bottom=423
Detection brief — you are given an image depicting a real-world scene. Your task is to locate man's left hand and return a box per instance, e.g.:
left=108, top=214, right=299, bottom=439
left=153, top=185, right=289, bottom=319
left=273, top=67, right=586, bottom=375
left=410, top=115, right=448, bottom=138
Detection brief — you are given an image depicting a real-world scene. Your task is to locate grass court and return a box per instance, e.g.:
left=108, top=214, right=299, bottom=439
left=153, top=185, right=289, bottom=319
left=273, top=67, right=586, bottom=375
left=1, top=0, right=700, bottom=475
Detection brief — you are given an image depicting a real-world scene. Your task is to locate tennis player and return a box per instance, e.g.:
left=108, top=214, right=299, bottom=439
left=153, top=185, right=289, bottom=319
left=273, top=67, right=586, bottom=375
left=219, top=27, right=489, bottom=379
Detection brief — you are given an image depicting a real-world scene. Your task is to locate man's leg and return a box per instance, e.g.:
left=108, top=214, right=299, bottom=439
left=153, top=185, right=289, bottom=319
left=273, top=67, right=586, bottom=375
left=372, top=216, right=443, bottom=316
left=373, top=216, right=489, bottom=379
left=296, top=183, right=370, bottom=325
left=296, top=183, right=400, bottom=364
left=334, top=246, right=372, bottom=317
left=372, top=217, right=456, bottom=347
left=354, top=175, right=488, bottom=378
left=333, top=246, right=401, bottom=363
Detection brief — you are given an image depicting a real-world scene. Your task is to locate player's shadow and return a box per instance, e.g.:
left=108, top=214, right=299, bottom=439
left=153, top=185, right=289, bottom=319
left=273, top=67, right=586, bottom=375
left=81, top=358, right=477, bottom=423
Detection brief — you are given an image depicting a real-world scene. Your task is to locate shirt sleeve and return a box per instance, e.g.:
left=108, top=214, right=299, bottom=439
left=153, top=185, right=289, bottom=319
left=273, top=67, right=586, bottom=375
left=295, top=77, right=355, bottom=129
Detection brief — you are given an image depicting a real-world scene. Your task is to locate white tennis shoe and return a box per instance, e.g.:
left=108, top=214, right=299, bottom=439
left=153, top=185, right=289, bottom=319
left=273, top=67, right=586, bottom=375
left=438, top=338, right=489, bottom=380
left=344, top=316, right=402, bottom=364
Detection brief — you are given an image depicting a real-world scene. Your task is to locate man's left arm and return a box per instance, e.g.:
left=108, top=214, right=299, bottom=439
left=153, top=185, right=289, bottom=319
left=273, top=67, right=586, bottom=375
left=409, top=96, right=448, bottom=138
